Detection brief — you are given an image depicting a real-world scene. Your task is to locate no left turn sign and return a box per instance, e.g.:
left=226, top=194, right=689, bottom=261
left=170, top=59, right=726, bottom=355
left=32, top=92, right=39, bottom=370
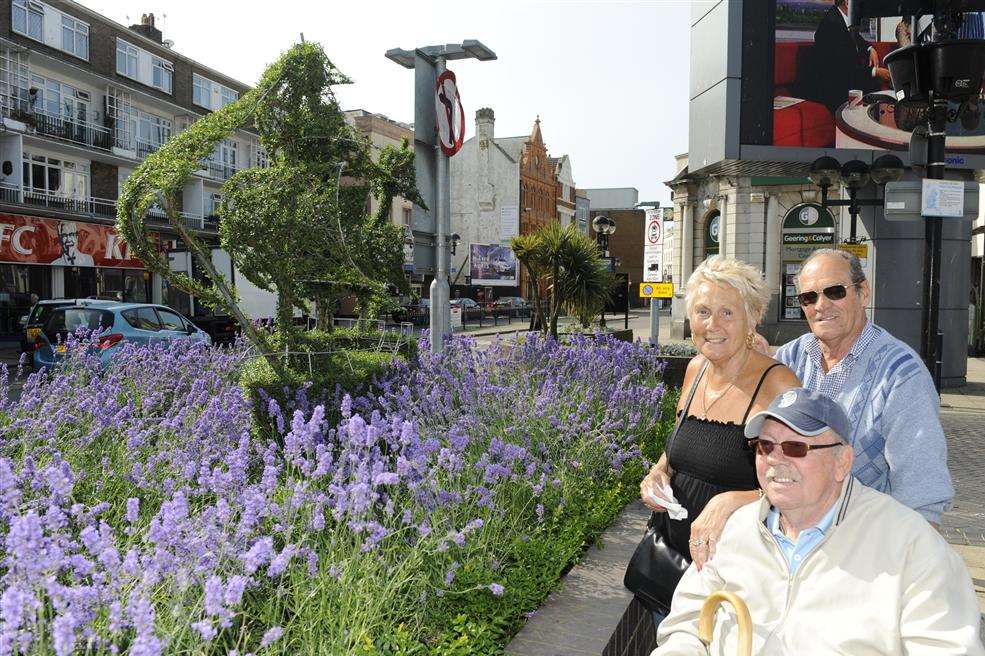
left=435, top=69, right=465, bottom=157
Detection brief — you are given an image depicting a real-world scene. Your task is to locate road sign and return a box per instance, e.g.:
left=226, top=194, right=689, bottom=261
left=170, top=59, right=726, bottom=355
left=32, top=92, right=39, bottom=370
left=643, top=208, right=664, bottom=283
left=435, top=70, right=465, bottom=156
left=640, top=282, right=674, bottom=299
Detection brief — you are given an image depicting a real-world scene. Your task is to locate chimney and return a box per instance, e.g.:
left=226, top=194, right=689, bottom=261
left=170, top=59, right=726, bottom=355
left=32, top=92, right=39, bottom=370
left=476, top=107, right=495, bottom=141
left=129, top=12, right=163, bottom=44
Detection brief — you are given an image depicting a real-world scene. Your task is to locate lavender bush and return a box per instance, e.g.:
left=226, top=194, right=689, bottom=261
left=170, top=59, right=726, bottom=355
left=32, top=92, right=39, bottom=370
left=0, top=331, right=670, bottom=655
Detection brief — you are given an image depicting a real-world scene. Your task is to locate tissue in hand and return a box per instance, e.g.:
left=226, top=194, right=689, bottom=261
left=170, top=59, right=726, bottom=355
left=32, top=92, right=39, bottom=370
left=647, top=484, right=689, bottom=520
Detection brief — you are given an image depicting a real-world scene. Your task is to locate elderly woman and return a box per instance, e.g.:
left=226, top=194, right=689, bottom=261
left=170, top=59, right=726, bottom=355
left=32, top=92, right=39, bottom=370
left=635, top=256, right=799, bottom=625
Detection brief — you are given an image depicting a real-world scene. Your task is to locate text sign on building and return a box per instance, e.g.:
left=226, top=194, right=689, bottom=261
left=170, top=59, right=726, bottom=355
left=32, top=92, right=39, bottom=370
left=643, top=208, right=663, bottom=283
left=921, top=179, right=965, bottom=218
left=0, top=214, right=149, bottom=269
left=435, top=69, right=465, bottom=157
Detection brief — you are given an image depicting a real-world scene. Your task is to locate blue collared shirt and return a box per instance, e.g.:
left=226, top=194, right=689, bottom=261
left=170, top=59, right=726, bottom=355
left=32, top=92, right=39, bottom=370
left=802, top=321, right=878, bottom=397
left=765, top=502, right=839, bottom=575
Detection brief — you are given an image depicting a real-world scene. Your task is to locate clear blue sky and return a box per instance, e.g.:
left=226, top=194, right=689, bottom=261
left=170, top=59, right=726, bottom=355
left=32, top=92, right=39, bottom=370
left=83, top=0, right=693, bottom=204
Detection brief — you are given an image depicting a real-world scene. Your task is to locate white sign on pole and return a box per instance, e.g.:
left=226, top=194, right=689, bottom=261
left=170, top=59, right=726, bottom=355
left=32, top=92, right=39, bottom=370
left=435, top=69, right=465, bottom=157
left=643, top=208, right=664, bottom=283
left=500, top=206, right=519, bottom=244
left=921, top=179, right=965, bottom=218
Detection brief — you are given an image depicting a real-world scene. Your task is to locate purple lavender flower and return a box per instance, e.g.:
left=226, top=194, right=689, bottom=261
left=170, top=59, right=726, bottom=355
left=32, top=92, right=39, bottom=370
left=260, top=626, right=284, bottom=649
left=489, top=583, right=505, bottom=597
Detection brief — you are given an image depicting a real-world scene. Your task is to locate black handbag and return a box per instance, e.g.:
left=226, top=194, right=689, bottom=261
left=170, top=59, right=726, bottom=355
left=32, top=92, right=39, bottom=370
left=622, top=362, right=706, bottom=614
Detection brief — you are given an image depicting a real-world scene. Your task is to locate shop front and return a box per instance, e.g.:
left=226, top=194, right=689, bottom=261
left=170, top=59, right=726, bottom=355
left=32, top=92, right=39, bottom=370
left=0, top=212, right=155, bottom=338
left=779, top=203, right=835, bottom=322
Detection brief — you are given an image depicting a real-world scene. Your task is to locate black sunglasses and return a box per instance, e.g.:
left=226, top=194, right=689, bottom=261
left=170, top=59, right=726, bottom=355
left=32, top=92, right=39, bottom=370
left=747, top=438, right=843, bottom=458
left=797, top=283, right=859, bottom=307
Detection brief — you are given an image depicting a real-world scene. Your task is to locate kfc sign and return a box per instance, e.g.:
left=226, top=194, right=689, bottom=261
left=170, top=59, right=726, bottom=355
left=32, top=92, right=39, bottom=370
left=0, top=214, right=149, bottom=269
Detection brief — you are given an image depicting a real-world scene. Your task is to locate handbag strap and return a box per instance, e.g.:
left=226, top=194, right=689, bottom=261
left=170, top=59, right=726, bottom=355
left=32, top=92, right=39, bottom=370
left=666, top=359, right=708, bottom=453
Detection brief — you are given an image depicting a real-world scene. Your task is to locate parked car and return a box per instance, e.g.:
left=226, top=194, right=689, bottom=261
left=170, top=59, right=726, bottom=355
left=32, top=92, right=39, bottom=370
left=190, top=314, right=239, bottom=346
left=32, top=301, right=211, bottom=370
left=392, top=299, right=429, bottom=325
left=20, top=299, right=76, bottom=357
left=451, top=297, right=483, bottom=319
left=493, top=296, right=531, bottom=316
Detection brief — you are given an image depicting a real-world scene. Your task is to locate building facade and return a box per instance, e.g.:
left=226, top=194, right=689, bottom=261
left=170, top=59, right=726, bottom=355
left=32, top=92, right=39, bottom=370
left=584, top=187, right=646, bottom=309
left=450, top=110, right=578, bottom=301
left=0, top=2, right=271, bottom=333
left=574, top=188, right=590, bottom=233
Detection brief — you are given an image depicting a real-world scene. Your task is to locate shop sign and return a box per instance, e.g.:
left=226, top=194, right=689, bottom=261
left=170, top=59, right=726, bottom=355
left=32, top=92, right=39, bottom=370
left=0, top=213, right=149, bottom=269
left=704, top=212, right=720, bottom=255
left=779, top=203, right=835, bottom=322
left=838, top=243, right=869, bottom=259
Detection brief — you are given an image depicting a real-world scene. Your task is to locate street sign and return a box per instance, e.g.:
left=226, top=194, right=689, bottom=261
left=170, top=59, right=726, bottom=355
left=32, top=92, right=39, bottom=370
left=883, top=180, right=979, bottom=221
left=640, top=282, right=674, bottom=299
left=435, top=69, right=465, bottom=156
left=838, top=243, right=868, bottom=259
left=921, top=179, right=964, bottom=218
left=643, top=208, right=664, bottom=283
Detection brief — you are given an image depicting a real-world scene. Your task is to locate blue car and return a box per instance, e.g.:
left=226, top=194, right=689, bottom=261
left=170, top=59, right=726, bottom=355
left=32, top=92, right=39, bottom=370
left=32, top=300, right=212, bottom=370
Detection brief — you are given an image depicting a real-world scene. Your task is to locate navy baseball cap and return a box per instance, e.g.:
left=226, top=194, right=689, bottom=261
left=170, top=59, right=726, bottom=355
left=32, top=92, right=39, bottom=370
left=744, top=388, right=853, bottom=443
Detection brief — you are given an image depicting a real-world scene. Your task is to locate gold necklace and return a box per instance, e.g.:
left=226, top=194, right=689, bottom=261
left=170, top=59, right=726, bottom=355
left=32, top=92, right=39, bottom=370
left=699, top=350, right=750, bottom=420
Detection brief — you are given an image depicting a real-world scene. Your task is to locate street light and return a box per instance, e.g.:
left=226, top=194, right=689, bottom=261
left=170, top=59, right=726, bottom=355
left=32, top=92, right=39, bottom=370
left=808, top=154, right=904, bottom=243
left=592, top=215, right=616, bottom=328
left=386, top=40, right=496, bottom=355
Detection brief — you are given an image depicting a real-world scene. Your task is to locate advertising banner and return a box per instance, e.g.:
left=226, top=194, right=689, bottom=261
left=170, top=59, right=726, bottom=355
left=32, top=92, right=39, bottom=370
left=470, top=244, right=517, bottom=287
left=0, top=214, right=148, bottom=269
left=771, top=2, right=985, bottom=153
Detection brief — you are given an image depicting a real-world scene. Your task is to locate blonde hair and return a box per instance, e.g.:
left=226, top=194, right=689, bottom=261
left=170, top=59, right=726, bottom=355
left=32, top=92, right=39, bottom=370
left=685, top=256, right=771, bottom=327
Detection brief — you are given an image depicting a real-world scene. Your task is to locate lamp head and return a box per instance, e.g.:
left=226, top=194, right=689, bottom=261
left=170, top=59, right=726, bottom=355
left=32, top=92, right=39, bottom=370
left=808, top=156, right=842, bottom=188
left=870, top=154, right=905, bottom=185
left=839, top=159, right=870, bottom=190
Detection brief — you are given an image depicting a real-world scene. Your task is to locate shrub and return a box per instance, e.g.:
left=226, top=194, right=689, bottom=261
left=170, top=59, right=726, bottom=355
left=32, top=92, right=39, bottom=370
left=0, top=332, right=672, bottom=656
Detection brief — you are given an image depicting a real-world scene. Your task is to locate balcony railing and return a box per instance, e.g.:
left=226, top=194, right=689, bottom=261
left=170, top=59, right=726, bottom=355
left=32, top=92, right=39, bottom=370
left=136, top=140, right=161, bottom=159
left=0, top=182, right=212, bottom=230
left=32, top=110, right=112, bottom=151
left=205, top=161, right=239, bottom=181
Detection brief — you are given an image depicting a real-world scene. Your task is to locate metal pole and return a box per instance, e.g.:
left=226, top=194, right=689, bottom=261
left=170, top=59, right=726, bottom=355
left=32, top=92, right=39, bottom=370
left=650, top=297, right=660, bottom=348
left=921, top=96, right=947, bottom=392
left=429, top=58, right=450, bottom=355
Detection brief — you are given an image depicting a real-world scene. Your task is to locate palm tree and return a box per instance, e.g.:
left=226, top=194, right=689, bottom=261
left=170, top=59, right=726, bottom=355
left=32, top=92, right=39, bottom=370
left=511, top=222, right=613, bottom=340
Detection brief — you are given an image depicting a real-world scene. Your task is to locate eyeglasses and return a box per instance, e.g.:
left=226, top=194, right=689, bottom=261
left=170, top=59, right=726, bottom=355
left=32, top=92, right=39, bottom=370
left=796, top=283, right=859, bottom=307
left=747, top=438, right=843, bottom=458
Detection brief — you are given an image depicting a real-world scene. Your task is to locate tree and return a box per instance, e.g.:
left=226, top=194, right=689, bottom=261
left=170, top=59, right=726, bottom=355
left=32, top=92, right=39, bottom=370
left=117, top=42, right=423, bottom=351
left=511, top=222, right=613, bottom=340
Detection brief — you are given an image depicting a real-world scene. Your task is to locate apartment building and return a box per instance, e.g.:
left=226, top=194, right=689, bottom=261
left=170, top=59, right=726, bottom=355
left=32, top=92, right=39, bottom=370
left=0, top=2, right=268, bottom=335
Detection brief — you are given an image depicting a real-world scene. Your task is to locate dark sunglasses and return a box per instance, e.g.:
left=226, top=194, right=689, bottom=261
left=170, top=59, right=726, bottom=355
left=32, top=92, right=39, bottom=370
left=747, top=438, right=843, bottom=458
left=797, top=283, right=859, bottom=307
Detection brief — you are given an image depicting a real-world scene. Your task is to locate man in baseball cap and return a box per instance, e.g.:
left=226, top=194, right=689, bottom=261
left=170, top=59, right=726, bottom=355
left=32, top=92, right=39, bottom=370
left=652, top=388, right=982, bottom=655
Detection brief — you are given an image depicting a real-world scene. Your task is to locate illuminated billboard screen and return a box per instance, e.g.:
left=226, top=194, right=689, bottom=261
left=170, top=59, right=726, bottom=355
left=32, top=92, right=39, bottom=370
left=768, top=1, right=985, bottom=153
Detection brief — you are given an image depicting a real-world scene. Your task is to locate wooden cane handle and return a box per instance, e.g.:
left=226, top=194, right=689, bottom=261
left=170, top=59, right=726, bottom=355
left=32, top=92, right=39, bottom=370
left=697, top=590, right=752, bottom=656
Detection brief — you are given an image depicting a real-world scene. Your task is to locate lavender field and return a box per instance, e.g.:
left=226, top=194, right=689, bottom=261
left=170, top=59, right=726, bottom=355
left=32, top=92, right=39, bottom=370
left=0, top=333, right=672, bottom=655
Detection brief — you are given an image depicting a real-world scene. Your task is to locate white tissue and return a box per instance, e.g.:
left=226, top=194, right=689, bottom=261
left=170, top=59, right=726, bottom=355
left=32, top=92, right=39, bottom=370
left=647, top=484, right=689, bottom=521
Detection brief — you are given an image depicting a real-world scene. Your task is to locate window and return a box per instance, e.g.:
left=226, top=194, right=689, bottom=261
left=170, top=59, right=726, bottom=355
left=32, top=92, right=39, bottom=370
left=137, top=112, right=172, bottom=150
left=22, top=152, right=88, bottom=199
left=254, top=142, right=269, bottom=168
left=156, top=308, right=186, bottom=331
left=402, top=207, right=412, bottom=226
left=61, top=14, right=88, bottom=60
left=12, top=0, right=44, bottom=42
left=192, top=73, right=238, bottom=110
left=122, top=307, right=161, bottom=331
left=204, top=193, right=222, bottom=217
left=151, top=57, right=173, bottom=93
left=193, top=74, right=207, bottom=107
left=116, top=40, right=138, bottom=79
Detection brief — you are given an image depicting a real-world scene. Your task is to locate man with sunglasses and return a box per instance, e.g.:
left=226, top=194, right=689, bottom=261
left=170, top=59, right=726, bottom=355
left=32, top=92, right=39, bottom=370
left=773, top=249, right=953, bottom=526
left=652, top=388, right=981, bottom=656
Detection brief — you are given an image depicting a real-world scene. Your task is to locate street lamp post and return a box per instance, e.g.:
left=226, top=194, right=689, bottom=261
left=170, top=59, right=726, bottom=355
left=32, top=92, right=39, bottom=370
left=592, top=214, right=616, bottom=329
left=808, top=155, right=904, bottom=244
left=386, top=41, right=496, bottom=355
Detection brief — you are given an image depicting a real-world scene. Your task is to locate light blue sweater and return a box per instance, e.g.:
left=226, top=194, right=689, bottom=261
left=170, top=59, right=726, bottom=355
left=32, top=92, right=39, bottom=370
left=775, top=323, right=954, bottom=523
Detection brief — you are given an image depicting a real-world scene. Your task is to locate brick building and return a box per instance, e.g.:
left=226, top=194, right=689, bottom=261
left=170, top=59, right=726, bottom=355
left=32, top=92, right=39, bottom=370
left=0, top=1, right=273, bottom=329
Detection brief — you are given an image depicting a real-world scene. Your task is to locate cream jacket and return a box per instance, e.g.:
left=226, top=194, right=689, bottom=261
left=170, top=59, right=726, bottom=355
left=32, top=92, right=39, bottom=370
left=652, top=477, right=983, bottom=656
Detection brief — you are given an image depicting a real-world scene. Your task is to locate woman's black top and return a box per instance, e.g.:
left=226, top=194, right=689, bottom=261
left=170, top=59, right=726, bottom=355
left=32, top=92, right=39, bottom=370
left=657, top=363, right=782, bottom=558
